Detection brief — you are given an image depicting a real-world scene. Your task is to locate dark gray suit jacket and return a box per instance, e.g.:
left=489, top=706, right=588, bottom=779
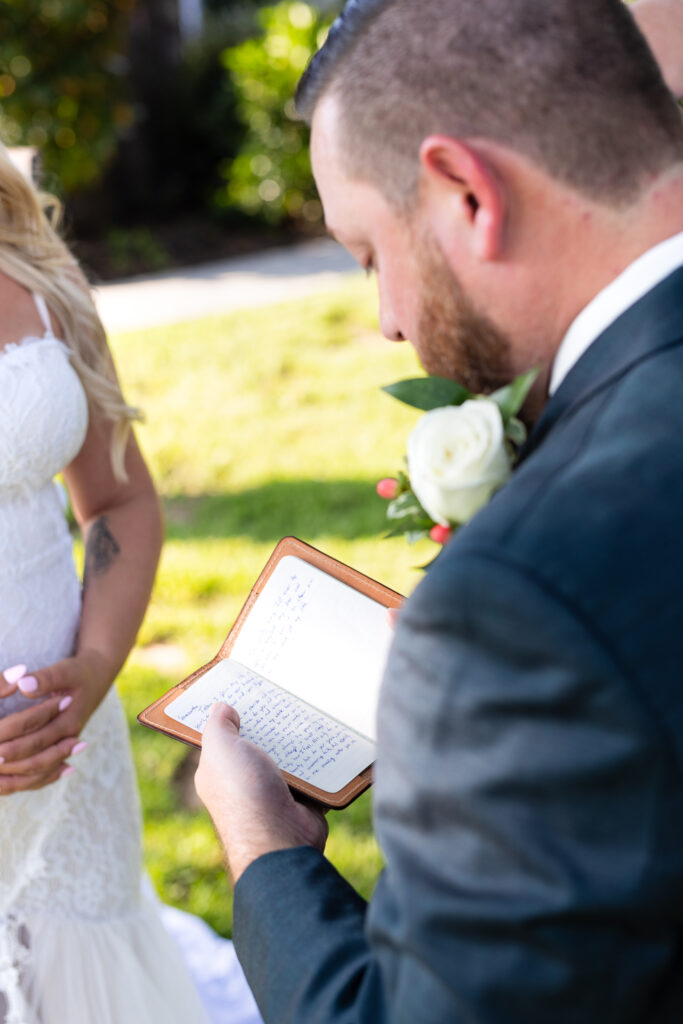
left=233, top=267, right=683, bottom=1023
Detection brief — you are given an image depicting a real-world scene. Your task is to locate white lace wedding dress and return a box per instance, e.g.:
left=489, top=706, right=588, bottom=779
left=0, top=296, right=260, bottom=1024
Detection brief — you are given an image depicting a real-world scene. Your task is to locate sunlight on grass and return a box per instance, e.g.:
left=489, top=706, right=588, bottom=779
left=111, top=276, right=433, bottom=936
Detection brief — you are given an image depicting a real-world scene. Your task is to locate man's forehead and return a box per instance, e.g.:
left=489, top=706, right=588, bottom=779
left=311, top=96, right=396, bottom=244
left=310, top=94, right=345, bottom=188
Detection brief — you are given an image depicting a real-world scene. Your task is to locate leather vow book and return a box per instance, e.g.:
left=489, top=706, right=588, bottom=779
left=138, top=536, right=403, bottom=808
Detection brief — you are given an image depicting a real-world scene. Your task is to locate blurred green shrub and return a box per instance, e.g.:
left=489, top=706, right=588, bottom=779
left=108, top=227, right=171, bottom=276
left=217, top=2, right=335, bottom=225
left=0, top=0, right=340, bottom=243
left=0, top=0, right=132, bottom=193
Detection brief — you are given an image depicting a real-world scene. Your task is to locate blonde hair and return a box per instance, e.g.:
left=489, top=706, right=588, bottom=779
left=0, top=143, right=140, bottom=481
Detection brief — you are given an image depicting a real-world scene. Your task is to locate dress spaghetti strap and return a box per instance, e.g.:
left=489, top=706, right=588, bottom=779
left=32, top=293, right=55, bottom=337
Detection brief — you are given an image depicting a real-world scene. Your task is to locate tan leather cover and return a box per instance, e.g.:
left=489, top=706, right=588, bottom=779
left=138, top=536, right=403, bottom=809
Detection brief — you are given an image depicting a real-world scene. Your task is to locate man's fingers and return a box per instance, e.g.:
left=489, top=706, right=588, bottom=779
left=0, top=694, right=66, bottom=745
left=293, top=795, right=331, bottom=849
left=296, top=794, right=331, bottom=816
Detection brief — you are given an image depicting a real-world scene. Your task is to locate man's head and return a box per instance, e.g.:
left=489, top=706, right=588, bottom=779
left=300, top=0, right=683, bottom=398
left=300, top=0, right=682, bottom=208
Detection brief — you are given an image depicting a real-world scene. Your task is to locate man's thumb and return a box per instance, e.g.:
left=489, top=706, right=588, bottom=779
left=208, top=702, right=241, bottom=733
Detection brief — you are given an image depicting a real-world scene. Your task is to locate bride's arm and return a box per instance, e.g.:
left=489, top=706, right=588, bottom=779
left=0, top=413, right=162, bottom=793
left=65, top=416, right=163, bottom=702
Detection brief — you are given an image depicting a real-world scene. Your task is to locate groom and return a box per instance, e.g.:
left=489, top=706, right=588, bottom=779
left=196, top=1, right=683, bottom=1021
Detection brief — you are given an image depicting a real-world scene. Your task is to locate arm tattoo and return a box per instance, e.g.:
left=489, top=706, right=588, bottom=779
left=84, top=515, right=121, bottom=587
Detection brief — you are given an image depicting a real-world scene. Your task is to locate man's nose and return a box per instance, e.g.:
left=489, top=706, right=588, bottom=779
left=379, top=302, right=406, bottom=343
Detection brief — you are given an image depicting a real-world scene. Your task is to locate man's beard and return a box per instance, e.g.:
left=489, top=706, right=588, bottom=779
left=414, top=234, right=514, bottom=395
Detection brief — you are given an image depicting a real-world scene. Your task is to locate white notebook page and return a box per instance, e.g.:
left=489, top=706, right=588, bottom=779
left=164, top=659, right=376, bottom=793
left=229, top=555, right=394, bottom=742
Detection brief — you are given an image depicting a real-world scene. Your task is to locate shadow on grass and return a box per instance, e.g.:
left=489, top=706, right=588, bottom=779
left=163, top=478, right=386, bottom=542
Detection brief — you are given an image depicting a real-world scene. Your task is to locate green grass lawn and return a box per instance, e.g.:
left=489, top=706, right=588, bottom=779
left=108, top=274, right=432, bottom=937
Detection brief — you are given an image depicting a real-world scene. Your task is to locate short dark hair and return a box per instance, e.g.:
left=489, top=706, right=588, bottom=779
left=297, top=0, right=683, bottom=208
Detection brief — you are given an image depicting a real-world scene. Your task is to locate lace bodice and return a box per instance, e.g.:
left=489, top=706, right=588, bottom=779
left=0, top=332, right=88, bottom=501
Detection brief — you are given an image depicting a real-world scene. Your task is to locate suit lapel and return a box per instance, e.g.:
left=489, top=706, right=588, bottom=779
left=517, top=266, right=683, bottom=467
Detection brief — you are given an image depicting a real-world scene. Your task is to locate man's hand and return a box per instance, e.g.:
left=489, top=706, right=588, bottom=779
left=195, top=703, right=329, bottom=886
left=0, top=649, right=113, bottom=794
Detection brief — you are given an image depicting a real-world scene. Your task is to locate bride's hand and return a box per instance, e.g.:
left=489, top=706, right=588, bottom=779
left=0, top=692, right=76, bottom=793
left=0, top=649, right=113, bottom=794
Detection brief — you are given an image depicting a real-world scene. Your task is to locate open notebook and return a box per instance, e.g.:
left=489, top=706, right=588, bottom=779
left=138, top=537, right=403, bottom=807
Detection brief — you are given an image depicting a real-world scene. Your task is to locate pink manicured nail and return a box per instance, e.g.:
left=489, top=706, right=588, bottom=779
left=3, top=665, right=26, bottom=685
left=60, top=765, right=76, bottom=779
left=70, top=741, right=88, bottom=757
left=0, top=757, right=4, bottom=765
left=18, top=675, right=38, bottom=694
left=58, top=696, right=72, bottom=712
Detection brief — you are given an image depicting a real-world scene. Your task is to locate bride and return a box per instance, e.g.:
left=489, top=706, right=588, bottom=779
left=0, top=144, right=220, bottom=1023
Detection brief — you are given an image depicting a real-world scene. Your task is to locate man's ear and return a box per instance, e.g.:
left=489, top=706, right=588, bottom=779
left=419, top=136, right=505, bottom=262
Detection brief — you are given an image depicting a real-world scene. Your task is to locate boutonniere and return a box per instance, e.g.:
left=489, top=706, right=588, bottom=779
left=377, top=369, right=538, bottom=547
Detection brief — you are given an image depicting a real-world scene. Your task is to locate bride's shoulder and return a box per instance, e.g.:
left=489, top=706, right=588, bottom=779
left=0, top=272, right=46, bottom=349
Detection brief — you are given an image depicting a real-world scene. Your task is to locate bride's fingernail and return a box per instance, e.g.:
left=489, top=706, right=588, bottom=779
left=18, top=676, right=38, bottom=694
left=58, top=696, right=72, bottom=712
left=71, top=741, right=88, bottom=757
left=3, top=665, right=26, bottom=685
left=60, top=765, right=76, bottom=779
left=0, top=757, right=4, bottom=765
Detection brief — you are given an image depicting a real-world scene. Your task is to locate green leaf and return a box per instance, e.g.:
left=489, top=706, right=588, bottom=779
left=397, top=469, right=411, bottom=492
left=387, top=491, right=424, bottom=520
left=505, top=416, right=527, bottom=447
left=385, top=516, right=433, bottom=538
left=382, top=524, right=409, bottom=540
left=406, top=529, right=431, bottom=544
left=382, top=376, right=471, bottom=411
left=384, top=492, right=434, bottom=534
left=489, top=368, right=539, bottom=424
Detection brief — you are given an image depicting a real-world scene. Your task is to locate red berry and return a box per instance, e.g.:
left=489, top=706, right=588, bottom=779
left=376, top=478, right=399, bottom=500
left=430, top=524, right=452, bottom=545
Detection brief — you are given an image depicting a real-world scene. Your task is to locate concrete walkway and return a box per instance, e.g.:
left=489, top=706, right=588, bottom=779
left=93, top=237, right=360, bottom=334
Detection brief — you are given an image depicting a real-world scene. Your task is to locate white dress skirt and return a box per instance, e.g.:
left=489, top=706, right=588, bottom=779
left=0, top=303, right=253, bottom=1024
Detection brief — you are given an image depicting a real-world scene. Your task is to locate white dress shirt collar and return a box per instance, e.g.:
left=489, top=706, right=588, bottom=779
left=549, top=230, right=683, bottom=395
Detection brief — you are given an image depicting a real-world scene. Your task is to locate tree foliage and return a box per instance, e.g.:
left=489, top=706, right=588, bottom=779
left=218, top=2, right=335, bottom=224
left=0, top=0, right=133, bottom=192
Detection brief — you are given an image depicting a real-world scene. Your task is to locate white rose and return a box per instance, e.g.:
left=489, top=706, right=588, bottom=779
left=407, top=399, right=511, bottom=526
